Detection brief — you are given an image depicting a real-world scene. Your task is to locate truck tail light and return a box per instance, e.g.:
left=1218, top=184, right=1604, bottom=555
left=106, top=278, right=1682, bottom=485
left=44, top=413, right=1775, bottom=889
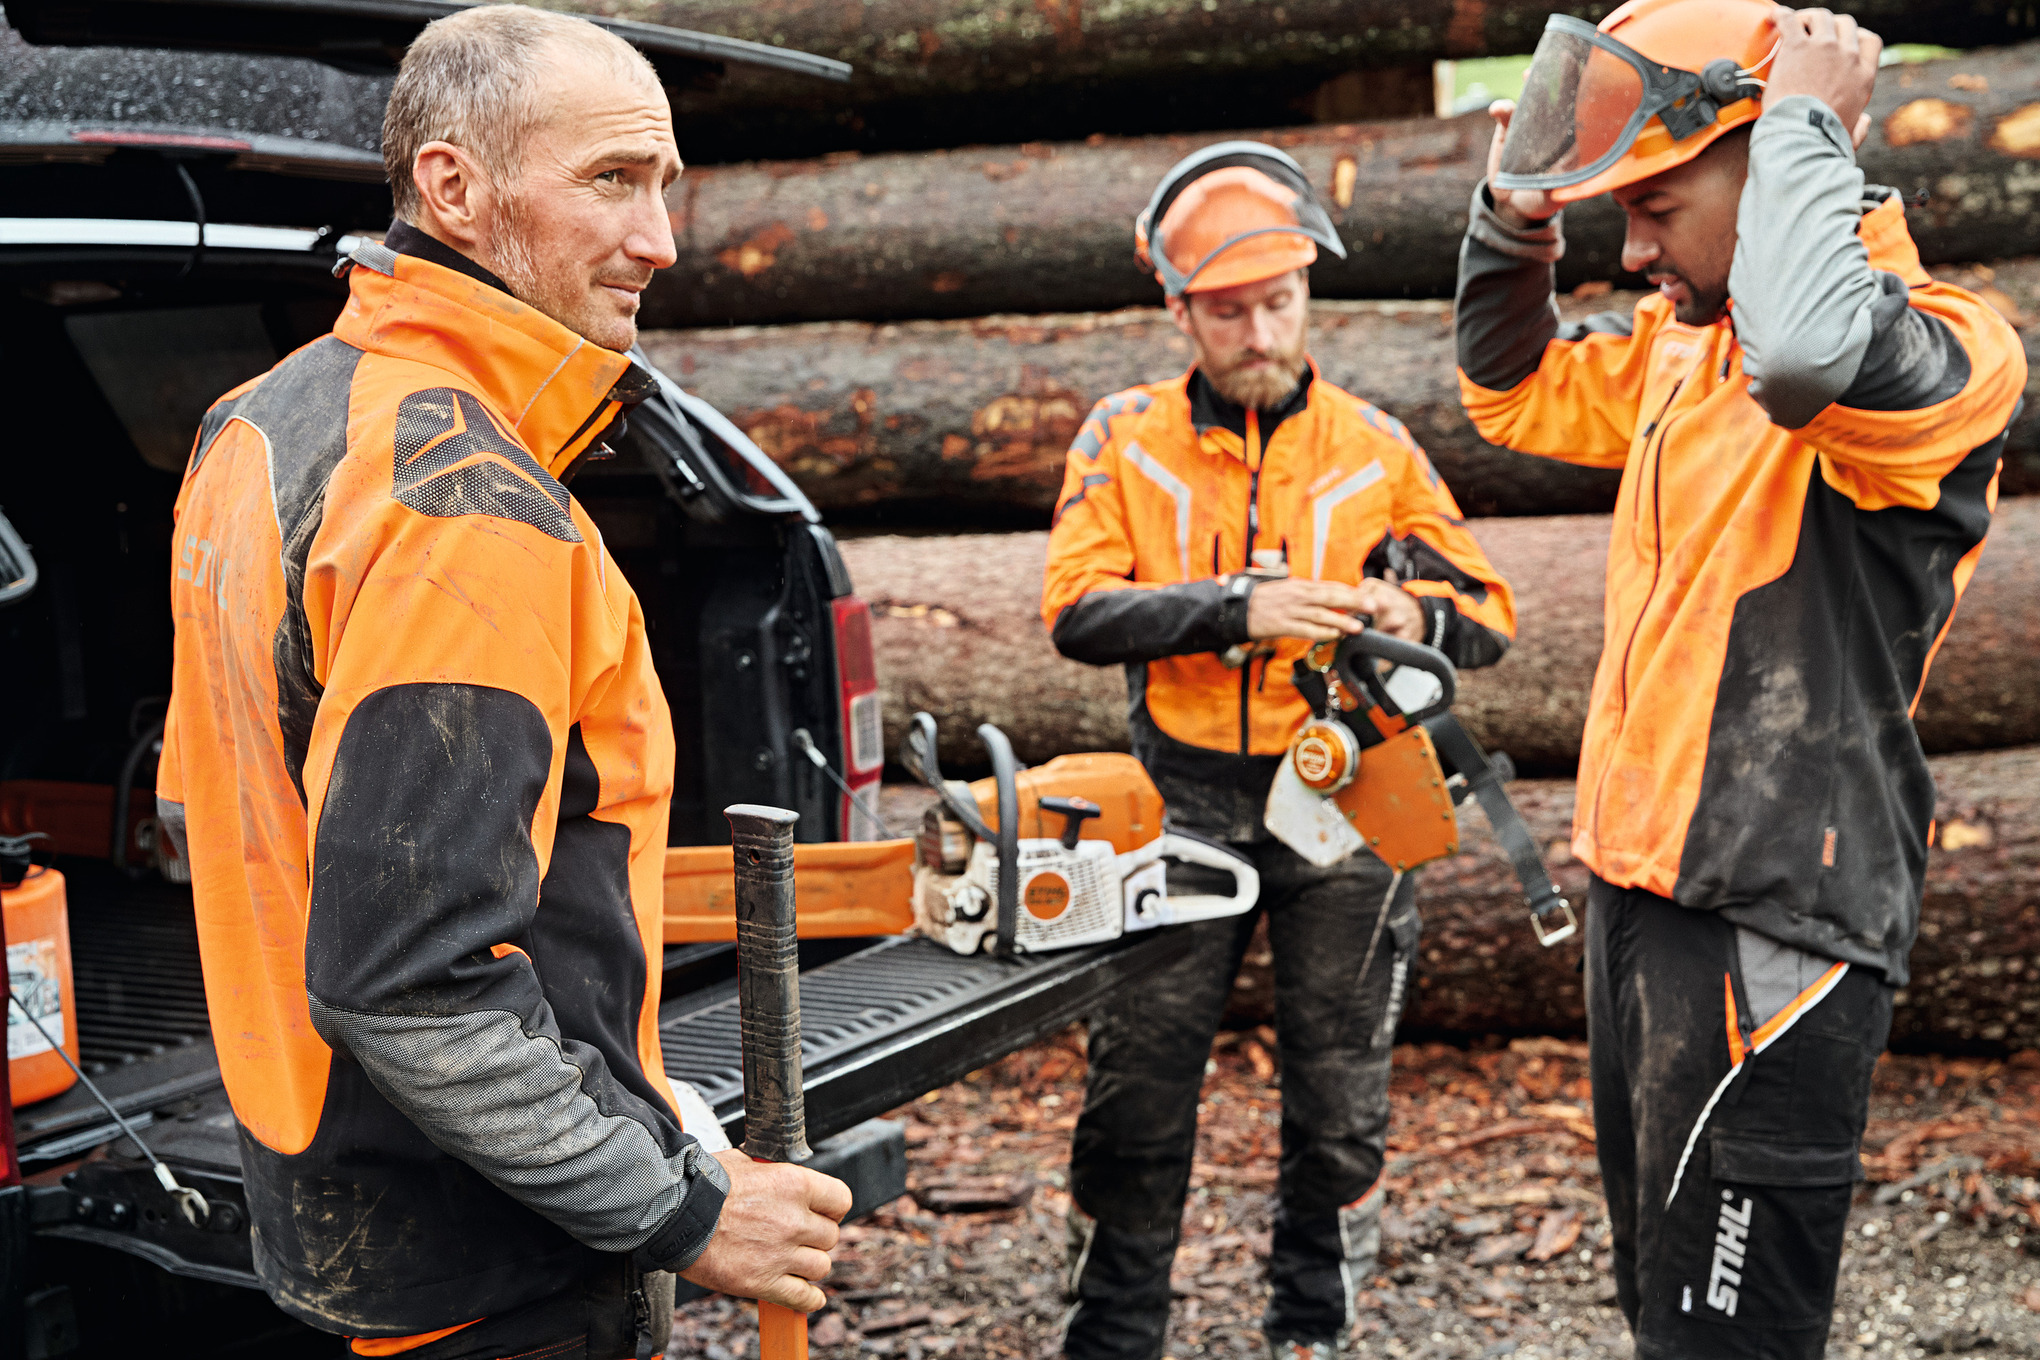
left=831, top=596, right=885, bottom=840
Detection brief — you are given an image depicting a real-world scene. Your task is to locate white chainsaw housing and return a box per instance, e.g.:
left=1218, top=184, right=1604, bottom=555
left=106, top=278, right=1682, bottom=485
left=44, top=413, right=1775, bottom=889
left=928, top=833, right=1259, bottom=956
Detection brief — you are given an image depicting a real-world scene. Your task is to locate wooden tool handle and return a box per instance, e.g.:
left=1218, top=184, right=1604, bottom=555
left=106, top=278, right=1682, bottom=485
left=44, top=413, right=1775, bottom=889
left=760, top=1300, right=810, bottom=1359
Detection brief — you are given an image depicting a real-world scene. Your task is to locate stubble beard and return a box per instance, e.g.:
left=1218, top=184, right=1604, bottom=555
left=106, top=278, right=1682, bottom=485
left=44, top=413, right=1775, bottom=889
left=490, top=192, right=640, bottom=352
left=1197, top=327, right=1309, bottom=412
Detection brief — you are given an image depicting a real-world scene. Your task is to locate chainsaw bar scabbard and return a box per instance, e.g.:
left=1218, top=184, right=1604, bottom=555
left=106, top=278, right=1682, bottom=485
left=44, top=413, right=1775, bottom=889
left=726, top=803, right=812, bottom=1163
left=1420, top=716, right=1577, bottom=948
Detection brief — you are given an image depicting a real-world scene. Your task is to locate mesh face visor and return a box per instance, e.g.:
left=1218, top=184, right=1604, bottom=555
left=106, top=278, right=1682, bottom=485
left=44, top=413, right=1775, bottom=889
left=1495, top=15, right=1739, bottom=193
left=1136, top=141, right=1347, bottom=297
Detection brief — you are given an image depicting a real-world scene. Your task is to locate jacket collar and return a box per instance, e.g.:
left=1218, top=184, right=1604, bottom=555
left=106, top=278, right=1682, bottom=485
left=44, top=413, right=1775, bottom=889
left=1187, top=359, right=1316, bottom=452
left=334, top=229, right=657, bottom=476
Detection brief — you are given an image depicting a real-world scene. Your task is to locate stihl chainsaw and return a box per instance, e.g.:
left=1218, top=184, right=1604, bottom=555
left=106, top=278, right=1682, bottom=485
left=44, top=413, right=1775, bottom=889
left=1265, top=628, right=1576, bottom=947
left=901, top=714, right=1259, bottom=957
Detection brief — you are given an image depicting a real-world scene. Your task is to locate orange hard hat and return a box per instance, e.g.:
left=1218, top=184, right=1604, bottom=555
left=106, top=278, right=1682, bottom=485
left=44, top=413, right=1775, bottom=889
left=1135, top=142, right=1347, bottom=297
left=1496, top=0, right=1781, bottom=205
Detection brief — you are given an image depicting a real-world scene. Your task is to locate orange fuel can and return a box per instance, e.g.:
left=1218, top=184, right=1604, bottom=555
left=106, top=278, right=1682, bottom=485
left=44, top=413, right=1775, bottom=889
left=5, top=864, right=79, bottom=1106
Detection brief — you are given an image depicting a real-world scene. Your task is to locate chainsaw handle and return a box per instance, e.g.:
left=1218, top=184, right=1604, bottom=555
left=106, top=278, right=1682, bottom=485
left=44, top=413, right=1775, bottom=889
left=1120, top=830, right=1261, bottom=929
left=1336, top=629, right=1457, bottom=719
left=976, top=723, right=1021, bottom=958
left=901, top=711, right=994, bottom=842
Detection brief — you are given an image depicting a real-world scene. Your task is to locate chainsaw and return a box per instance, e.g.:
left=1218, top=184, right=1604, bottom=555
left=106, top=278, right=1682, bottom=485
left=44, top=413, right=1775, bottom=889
left=1265, top=628, right=1576, bottom=947
left=900, top=713, right=1259, bottom=957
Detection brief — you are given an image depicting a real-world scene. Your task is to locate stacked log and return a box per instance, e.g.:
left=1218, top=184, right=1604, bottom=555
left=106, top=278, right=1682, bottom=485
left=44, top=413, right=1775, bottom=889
left=1226, top=744, right=2040, bottom=1053
left=645, top=44, right=2040, bottom=325
left=643, top=263, right=2040, bottom=522
left=833, top=497, right=2040, bottom=774
left=567, top=1, right=2040, bottom=161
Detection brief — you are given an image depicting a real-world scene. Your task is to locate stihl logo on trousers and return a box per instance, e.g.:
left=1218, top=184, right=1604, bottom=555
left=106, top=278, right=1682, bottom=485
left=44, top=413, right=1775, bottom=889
left=1706, top=1191, right=1753, bottom=1316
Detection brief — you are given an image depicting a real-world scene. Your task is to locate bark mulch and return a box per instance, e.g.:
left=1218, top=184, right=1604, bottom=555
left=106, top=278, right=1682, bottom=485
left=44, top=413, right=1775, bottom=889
left=669, top=1034, right=2040, bottom=1359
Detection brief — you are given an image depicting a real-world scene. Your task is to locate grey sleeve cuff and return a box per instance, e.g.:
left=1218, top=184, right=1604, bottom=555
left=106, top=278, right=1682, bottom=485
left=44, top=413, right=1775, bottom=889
left=1466, top=181, right=1565, bottom=264
left=1731, top=95, right=1879, bottom=429
left=632, top=1143, right=731, bottom=1273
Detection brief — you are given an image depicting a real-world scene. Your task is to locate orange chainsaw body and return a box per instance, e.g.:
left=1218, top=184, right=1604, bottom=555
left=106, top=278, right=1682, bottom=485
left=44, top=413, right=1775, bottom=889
left=1330, top=724, right=1459, bottom=872
left=966, top=752, right=1164, bottom=853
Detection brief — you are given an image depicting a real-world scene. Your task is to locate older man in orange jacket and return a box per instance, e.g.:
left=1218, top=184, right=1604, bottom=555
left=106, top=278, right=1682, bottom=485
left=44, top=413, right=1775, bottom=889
left=1457, top=3, right=2026, bottom=1356
left=159, top=9, right=847, bottom=1356
left=1044, top=142, right=1516, bottom=1360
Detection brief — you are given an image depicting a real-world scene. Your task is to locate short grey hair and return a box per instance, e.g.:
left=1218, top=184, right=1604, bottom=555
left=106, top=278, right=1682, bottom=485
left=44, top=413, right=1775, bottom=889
left=382, top=4, right=660, bottom=220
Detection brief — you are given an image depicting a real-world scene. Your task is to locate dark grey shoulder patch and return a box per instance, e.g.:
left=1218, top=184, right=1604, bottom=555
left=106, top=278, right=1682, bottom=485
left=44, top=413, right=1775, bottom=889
left=227, top=335, right=365, bottom=803
left=392, top=389, right=582, bottom=544
left=1557, top=309, right=1637, bottom=343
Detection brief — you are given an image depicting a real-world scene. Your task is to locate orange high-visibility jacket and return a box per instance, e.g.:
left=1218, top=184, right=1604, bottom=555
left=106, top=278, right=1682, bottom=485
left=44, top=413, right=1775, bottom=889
left=1042, top=366, right=1515, bottom=838
left=157, top=230, right=725, bottom=1337
left=1456, top=108, right=2026, bottom=982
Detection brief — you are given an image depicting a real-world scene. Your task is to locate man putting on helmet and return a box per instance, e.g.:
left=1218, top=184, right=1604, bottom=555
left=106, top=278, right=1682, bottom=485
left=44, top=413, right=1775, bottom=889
left=1458, top=2, right=2025, bottom=1355
left=1043, top=144, right=1516, bottom=1360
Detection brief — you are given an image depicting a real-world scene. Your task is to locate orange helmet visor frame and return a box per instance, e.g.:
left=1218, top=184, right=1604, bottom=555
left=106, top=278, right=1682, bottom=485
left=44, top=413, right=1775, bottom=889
left=1134, top=140, right=1348, bottom=297
left=1495, top=12, right=1771, bottom=205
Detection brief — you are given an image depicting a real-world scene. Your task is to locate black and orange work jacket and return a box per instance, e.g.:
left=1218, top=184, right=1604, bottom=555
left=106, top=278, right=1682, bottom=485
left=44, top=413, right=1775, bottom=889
left=1456, top=98, right=2028, bottom=982
left=158, top=226, right=726, bottom=1337
left=1042, top=365, right=1515, bottom=839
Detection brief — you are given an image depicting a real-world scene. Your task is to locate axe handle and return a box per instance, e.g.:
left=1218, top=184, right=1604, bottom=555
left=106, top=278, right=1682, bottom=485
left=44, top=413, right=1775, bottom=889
left=728, top=803, right=811, bottom=1165
left=727, top=804, right=813, bottom=1358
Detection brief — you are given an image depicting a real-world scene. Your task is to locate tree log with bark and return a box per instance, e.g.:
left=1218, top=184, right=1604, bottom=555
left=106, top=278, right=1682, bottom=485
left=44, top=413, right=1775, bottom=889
left=641, top=257, right=2040, bottom=523
left=835, top=497, right=2040, bottom=774
left=1222, top=745, right=2040, bottom=1055
left=564, top=1, right=2040, bottom=162
left=644, top=44, right=2040, bottom=324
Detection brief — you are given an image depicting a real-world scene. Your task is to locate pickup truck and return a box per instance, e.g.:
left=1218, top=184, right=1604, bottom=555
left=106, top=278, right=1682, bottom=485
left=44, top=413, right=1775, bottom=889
left=0, top=4, right=1185, bottom=1353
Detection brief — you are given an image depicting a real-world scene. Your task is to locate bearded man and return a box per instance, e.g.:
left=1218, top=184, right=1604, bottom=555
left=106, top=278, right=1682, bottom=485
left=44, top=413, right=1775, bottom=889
left=1040, top=142, right=1517, bottom=1360
left=158, top=8, right=848, bottom=1357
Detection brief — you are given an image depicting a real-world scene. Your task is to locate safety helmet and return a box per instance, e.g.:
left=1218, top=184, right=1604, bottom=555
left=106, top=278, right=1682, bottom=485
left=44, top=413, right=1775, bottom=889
left=1134, top=141, right=1347, bottom=297
left=1494, top=0, right=1779, bottom=205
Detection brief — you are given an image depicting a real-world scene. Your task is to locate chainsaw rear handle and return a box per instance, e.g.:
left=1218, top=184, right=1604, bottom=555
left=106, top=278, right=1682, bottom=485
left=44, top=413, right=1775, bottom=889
left=1336, top=629, right=1457, bottom=720
left=1134, top=830, right=1260, bottom=926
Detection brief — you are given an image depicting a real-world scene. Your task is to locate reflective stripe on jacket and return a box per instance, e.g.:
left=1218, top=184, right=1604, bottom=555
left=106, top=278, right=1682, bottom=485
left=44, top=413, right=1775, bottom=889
left=1454, top=100, right=2027, bottom=982
left=158, top=237, right=724, bottom=1336
left=1041, top=365, right=1515, bottom=836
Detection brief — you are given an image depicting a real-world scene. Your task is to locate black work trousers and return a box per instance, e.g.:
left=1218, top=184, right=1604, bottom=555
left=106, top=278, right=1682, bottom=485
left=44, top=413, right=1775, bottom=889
left=1062, top=841, right=1418, bottom=1360
left=1587, top=878, right=1894, bottom=1360
left=354, top=1259, right=675, bottom=1360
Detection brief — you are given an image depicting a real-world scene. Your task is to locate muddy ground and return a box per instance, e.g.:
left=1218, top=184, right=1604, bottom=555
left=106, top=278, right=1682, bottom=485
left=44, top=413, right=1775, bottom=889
left=669, top=1034, right=2040, bottom=1359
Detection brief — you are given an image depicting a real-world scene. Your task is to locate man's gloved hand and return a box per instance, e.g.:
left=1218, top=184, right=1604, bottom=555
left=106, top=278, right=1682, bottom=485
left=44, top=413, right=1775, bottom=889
left=1764, top=5, right=1882, bottom=148
left=679, top=1150, right=852, bottom=1313
left=1246, top=577, right=1424, bottom=643
left=1482, top=100, right=1557, bottom=231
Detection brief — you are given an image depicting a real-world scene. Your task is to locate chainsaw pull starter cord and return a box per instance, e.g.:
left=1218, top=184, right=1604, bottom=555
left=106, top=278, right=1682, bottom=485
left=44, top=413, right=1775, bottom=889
left=791, top=728, right=896, bottom=838
left=7, top=994, right=212, bottom=1227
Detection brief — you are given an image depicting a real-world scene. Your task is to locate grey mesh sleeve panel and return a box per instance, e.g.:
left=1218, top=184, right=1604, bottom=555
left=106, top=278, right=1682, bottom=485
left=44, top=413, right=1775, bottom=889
left=1455, top=183, right=1566, bottom=392
left=1836, top=271, right=1973, bottom=413
left=1731, top=97, right=1880, bottom=430
left=307, top=995, right=729, bottom=1258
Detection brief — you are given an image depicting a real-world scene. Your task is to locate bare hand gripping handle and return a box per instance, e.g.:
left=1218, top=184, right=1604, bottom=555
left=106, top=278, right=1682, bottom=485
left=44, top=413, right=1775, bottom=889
left=727, top=803, right=811, bottom=1165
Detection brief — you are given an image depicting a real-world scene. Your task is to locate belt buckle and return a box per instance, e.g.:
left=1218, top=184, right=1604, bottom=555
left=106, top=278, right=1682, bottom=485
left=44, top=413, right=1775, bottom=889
left=1529, top=897, right=1577, bottom=948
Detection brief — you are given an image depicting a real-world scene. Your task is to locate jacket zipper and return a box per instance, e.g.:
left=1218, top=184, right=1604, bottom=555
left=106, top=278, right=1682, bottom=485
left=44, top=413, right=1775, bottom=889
left=1240, top=409, right=1263, bottom=757
left=1589, top=361, right=1699, bottom=853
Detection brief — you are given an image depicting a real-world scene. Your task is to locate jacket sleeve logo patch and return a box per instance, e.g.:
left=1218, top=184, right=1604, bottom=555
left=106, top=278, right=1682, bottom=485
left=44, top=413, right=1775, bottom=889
left=392, top=388, right=583, bottom=544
